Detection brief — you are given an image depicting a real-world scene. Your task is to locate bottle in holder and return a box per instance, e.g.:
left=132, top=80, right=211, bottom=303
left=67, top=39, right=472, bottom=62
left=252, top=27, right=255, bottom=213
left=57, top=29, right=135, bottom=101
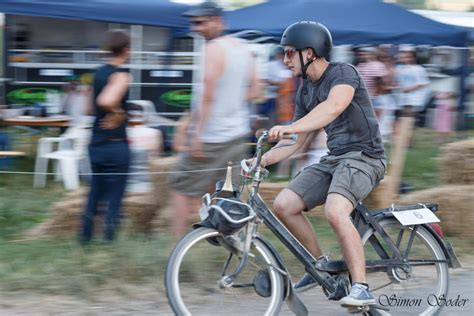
left=219, top=161, right=235, bottom=198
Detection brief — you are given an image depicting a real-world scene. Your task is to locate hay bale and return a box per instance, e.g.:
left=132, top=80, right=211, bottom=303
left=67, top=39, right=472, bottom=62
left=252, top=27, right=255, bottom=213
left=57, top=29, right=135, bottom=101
left=149, top=156, right=178, bottom=207
left=27, top=187, right=164, bottom=238
left=439, top=139, right=474, bottom=185
left=398, top=185, right=474, bottom=237
left=123, top=194, right=157, bottom=234
left=363, top=177, right=392, bottom=210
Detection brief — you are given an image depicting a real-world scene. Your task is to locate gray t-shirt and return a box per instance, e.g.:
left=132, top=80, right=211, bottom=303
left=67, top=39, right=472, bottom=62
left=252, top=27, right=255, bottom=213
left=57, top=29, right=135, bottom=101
left=294, top=62, right=385, bottom=159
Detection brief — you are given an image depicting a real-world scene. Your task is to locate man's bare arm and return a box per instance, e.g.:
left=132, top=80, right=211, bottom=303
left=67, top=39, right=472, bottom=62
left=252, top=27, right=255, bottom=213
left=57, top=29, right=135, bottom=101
left=194, top=42, right=224, bottom=136
left=261, top=132, right=309, bottom=167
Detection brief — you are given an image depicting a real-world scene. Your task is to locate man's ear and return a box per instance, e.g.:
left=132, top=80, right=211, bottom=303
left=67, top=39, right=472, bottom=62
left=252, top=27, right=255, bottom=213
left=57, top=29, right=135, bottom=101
left=306, top=48, right=316, bottom=61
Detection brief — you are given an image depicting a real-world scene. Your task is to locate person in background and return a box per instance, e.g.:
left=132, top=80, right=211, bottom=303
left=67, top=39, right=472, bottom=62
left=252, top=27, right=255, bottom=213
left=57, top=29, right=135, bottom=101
left=61, top=75, right=92, bottom=127
left=276, top=75, right=296, bottom=126
left=394, top=46, right=431, bottom=127
left=80, top=29, right=132, bottom=244
left=375, top=49, right=399, bottom=143
left=260, top=45, right=293, bottom=128
left=169, top=1, right=260, bottom=238
left=434, top=91, right=456, bottom=143
left=356, top=46, right=387, bottom=118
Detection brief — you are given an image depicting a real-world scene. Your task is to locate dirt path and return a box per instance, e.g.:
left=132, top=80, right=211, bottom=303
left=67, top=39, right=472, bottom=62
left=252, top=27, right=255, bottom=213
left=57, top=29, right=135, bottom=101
left=2, top=264, right=473, bottom=316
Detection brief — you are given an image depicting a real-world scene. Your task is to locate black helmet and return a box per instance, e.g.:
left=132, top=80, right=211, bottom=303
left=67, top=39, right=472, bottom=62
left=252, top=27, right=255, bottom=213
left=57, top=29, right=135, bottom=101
left=280, top=21, right=332, bottom=59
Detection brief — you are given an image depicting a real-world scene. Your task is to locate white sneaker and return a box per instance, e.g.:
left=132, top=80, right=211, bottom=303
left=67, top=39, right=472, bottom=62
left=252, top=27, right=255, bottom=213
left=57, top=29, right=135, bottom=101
left=339, top=283, right=376, bottom=307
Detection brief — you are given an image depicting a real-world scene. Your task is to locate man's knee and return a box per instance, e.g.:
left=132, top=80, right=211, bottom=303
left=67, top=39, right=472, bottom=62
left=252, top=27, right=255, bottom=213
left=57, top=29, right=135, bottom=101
left=324, top=193, right=354, bottom=228
left=273, top=189, right=305, bottom=219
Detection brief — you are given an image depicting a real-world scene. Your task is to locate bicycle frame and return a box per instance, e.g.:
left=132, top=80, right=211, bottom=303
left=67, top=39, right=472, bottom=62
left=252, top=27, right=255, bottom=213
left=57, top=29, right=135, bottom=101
left=237, top=131, right=458, bottom=301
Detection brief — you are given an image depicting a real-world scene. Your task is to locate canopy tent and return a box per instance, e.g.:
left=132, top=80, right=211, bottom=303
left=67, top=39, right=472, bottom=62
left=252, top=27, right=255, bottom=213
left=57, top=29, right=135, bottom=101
left=225, top=0, right=469, bottom=47
left=0, top=0, right=190, bottom=30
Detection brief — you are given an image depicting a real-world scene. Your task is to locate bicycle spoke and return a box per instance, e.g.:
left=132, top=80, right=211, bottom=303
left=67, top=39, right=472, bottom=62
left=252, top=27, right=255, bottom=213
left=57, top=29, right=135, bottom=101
left=362, top=219, right=449, bottom=316
left=371, top=281, right=394, bottom=292
left=166, top=228, right=284, bottom=315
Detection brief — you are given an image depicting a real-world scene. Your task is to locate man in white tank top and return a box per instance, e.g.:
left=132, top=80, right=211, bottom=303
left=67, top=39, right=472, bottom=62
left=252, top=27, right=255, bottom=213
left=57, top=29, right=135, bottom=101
left=169, top=1, right=261, bottom=237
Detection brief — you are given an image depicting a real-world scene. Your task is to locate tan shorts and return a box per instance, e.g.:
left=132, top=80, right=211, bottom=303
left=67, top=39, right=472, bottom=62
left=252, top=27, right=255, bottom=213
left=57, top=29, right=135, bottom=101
left=169, top=137, right=249, bottom=197
left=287, top=151, right=386, bottom=209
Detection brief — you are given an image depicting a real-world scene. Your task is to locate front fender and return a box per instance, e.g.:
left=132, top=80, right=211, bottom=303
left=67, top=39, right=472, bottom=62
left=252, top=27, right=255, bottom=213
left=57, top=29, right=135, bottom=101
left=256, top=234, right=308, bottom=316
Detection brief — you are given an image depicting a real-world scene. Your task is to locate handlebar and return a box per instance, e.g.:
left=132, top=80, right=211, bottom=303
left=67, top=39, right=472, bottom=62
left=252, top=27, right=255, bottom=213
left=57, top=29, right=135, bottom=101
left=241, top=130, right=297, bottom=174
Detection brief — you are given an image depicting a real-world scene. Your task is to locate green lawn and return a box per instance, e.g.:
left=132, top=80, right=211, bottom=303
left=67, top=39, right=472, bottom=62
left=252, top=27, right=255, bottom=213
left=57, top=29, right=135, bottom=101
left=0, top=128, right=472, bottom=296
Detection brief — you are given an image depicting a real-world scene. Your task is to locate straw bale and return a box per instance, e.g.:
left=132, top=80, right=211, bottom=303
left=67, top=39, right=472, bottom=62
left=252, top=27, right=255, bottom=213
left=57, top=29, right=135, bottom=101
left=27, top=189, right=163, bottom=238
left=149, top=156, right=178, bottom=207
left=398, top=185, right=474, bottom=237
left=122, top=194, right=157, bottom=234
left=438, top=139, right=474, bottom=185
left=363, top=177, right=392, bottom=210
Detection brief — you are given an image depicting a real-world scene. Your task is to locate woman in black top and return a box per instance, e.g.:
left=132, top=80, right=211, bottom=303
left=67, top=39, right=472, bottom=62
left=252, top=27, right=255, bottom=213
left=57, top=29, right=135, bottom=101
left=80, top=30, right=131, bottom=244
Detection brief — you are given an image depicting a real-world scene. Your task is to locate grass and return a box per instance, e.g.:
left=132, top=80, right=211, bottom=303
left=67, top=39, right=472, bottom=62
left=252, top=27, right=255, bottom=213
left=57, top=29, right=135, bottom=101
left=0, top=128, right=473, bottom=298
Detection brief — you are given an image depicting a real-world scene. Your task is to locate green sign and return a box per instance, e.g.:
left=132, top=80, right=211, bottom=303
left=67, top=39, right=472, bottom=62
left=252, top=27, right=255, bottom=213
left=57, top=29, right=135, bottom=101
left=159, top=89, right=191, bottom=109
left=7, top=87, right=62, bottom=105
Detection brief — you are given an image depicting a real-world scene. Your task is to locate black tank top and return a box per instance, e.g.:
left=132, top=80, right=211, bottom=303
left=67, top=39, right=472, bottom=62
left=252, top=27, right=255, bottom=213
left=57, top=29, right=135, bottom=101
left=91, top=64, right=129, bottom=145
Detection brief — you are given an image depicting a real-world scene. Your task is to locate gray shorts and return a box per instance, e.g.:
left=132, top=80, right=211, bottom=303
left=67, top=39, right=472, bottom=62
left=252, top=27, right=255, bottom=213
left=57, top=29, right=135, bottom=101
left=287, top=151, right=386, bottom=209
left=169, top=137, right=249, bottom=197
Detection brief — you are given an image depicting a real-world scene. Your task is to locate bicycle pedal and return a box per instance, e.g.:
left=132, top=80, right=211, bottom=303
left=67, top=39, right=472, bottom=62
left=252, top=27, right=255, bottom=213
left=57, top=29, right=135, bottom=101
left=369, top=304, right=390, bottom=312
left=342, top=304, right=370, bottom=314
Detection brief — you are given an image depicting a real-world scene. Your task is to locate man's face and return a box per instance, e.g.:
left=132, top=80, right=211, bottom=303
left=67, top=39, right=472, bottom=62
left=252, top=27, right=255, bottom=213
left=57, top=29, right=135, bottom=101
left=358, top=51, right=373, bottom=62
left=398, top=51, right=414, bottom=64
left=189, top=16, right=218, bottom=40
left=283, top=46, right=309, bottom=77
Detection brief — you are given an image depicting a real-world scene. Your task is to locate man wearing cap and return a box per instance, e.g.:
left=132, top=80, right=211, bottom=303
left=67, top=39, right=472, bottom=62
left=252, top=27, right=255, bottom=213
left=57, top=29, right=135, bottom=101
left=169, top=1, right=260, bottom=237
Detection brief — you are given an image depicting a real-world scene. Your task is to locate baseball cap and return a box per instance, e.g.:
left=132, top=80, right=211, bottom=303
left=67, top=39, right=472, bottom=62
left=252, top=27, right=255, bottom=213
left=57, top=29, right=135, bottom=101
left=183, top=1, right=223, bottom=17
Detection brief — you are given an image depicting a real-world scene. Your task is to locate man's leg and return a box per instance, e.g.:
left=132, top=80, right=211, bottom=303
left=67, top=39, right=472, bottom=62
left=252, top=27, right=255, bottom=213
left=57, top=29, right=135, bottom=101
left=171, top=191, right=201, bottom=238
left=325, top=192, right=375, bottom=306
left=273, top=188, right=322, bottom=259
left=324, top=193, right=365, bottom=283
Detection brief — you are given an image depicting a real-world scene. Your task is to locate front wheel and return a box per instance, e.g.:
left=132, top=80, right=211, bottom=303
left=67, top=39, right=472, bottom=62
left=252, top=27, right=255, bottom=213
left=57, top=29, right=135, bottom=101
left=362, top=218, right=449, bottom=316
left=165, top=227, right=284, bottom=316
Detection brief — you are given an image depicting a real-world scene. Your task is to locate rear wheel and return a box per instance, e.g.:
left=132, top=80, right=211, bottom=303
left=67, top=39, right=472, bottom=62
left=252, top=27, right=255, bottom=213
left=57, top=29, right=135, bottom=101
left=362, top=219, right=449, bottom=315
left=165, top=227, right=285, bottom=316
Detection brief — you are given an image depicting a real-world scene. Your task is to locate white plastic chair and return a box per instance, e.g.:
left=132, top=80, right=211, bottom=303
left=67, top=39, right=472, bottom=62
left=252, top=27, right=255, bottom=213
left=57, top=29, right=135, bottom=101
left=33, top=120, right=92, bottom=190
left=127, top=100, right=156, bottom=123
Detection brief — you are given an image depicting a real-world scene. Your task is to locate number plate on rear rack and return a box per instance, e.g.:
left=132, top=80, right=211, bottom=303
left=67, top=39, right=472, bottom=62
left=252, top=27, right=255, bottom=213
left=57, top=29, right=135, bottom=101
left=392, top=206, right=440, bottom=226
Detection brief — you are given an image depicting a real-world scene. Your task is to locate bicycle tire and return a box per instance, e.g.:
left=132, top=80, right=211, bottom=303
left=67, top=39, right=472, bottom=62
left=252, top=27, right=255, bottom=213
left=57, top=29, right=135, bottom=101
left=362, top=218, right=449, bottom=316
left=165, top=227, right=285, bottom=316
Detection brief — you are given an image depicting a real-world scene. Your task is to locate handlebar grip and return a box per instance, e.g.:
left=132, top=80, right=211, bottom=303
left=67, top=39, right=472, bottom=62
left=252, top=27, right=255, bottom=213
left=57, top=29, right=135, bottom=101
left=241, top=159, right=252, bottom=173
left=281, top=134, right=298, bottom=141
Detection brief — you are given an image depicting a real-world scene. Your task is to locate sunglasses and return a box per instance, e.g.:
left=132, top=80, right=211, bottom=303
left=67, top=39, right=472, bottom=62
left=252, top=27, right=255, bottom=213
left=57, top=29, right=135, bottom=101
left=284, top=48, right=298, bottom=59
left=190, top=19, right=209, bottom=26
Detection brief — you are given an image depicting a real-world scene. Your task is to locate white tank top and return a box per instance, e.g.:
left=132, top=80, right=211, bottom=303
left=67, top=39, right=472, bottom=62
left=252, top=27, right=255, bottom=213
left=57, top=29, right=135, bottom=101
left=194, top=37, right=252, bottom=143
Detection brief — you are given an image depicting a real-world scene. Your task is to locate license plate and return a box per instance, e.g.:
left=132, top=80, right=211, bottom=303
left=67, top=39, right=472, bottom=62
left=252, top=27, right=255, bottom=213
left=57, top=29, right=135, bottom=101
left=392, top=206, right=440, bottom=226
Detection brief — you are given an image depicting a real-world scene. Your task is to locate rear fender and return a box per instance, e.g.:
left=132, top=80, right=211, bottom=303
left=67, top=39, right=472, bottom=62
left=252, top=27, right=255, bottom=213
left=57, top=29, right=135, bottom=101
left=376, top=212, right=461, bottom=269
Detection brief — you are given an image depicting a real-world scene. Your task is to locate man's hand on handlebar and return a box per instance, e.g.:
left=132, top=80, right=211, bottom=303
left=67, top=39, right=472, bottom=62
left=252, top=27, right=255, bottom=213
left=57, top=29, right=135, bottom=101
left=268, top=125, right=296, bottom=141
